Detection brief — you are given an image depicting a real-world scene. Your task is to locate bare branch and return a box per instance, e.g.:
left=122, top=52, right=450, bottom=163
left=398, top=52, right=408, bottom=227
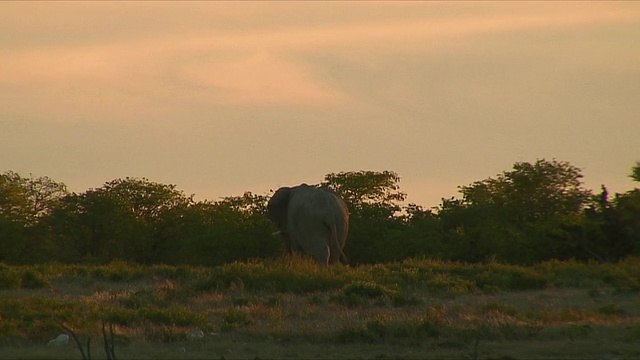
left=55, top=321, right=88, bottom=360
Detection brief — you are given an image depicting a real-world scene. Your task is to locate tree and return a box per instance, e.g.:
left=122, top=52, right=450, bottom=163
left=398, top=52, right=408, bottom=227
left=630, top=161, right=640, bottom=182
left=438, top=159, right=593, bottom=263
left=459, top=159, right=591, bottom=223
left=0, top=171, right=68, bottom=263
left=580, top=186, right=638, bottom=262
left=44, top=177, right=193, bottom=264
left=320, top=171, right=407, bottom=263
left=163, top=193, right=281, bottom=265
left=548, top=161, right=640, bottom=262
left=321, top=170, right=406, bottom=217
left=613, top=189, right=640, bottom=255
left=384, top=203, right=445, bottom=261
left=0, top=171, right=68, bottom=225
left=96, top=177, right=192, bottom=221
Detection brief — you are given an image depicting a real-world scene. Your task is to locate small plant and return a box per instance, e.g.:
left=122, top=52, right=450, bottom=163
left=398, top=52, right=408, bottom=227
left=142, top=307, right=203, bottom=327
left=330, top=293, right=364, bottom=308
left=263, top=296, right=280, bottom=307
left=477, top=265, right=548, bottom=291
left=587, top=288, right=603, bottom=297
left=342, top=281, right=394, bottom=298
left=570, top=323, right=593, bottom=337
left=0, top=267, right=21, bottom=289
left=414, top=319, right=441, bottom=338
left=625, top=325, right=640, bottom=342
left=335, top=318, right=442, bottom=344
left=365, top=319, right=389, bottom=339
left=105, top=308, right=139, bottom=326
left=331, top=282, right=394, bottom=307
left=391, top=293, right=422, bottom=307
left=599, top=303, right=625, bottom=316
left=91, top=261, right=142, bottom=282
left=21, top=270, right=49, bottom=289
left=423, top=273, right=475, bottom=296
left=308, top=294, right=325, bottom=305
left=232, top=297, right=251, bottom=307
left=221, top=309, right=251, bottom=330
left=117, top=294, right=146, bottom=310
left=481, top=302, right=519, bottom=316
left=335, top=325, right=378, bottom=343
left=143, top=324, right=184, bottom=343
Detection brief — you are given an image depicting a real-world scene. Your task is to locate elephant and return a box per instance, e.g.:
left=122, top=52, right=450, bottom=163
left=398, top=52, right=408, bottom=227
left=267, top=184, right=349, bottom=265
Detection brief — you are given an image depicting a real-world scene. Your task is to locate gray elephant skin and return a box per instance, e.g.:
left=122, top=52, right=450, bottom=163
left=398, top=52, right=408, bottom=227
left=267, top=184, right=349, bottom=265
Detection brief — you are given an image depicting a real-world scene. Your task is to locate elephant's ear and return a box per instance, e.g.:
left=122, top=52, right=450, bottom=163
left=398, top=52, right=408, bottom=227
left=267, top=187, right=292, bottom=231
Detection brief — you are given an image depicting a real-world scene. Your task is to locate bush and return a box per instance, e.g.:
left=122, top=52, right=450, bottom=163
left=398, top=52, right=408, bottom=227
left=336, top=325, right=378, bottom=343
left=598, top=303, right=625, bottom=316
left=0, top=266, right=21, bottom=289
left=477, top=264, right=548, bottom=291
left=221, top=309, right=251, bottom=330
left=539, top=258, right=640, bottom=290
left=0, top=265, right=51, bottom=290
left=390, top=293, right=422, bottom=307
left=142, top=307, right=203, bottom=327
left=330, top=281, right=397, bottom=307
left=330, top=293, right=364, bottom=308
left=335, top=319, right=442, bottom=344
left=106, top=308, right=140, bottom=326
left=232, top=297, right=251, bottom=307
left=192, top=259, right=348, bottom=294
left=342, top=282, right=394, bottom=298
left=91, top=261, right=144, bottom=282
left=20, top=270, right=49, bottom=289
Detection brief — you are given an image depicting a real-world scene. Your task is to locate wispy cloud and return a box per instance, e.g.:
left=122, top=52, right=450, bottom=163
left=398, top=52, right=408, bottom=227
left=1, top=2, right=638, bottom=123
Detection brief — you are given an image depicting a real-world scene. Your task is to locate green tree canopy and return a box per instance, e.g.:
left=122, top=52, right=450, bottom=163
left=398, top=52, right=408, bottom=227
left=457, top=159, right=591, bottom=222
left=0, top=171, right=68, bottom=263
left=0, top=171, right=68, bottom=225
left=160, top=192, right=279, bottom=265
left=439, top=159, right=593, bottom=263
left=319, top=171, right=407, bottom=263
left=630, top=161, right=640, bottom=183
left=45, top=177, right=193, bottom=263
left=321, top=170, right=406, bottom=216
left=94, top=177, right=194, bottom=220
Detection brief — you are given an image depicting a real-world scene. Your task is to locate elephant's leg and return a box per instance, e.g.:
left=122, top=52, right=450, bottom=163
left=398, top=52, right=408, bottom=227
left=326, top=222, right=347, bottom=265
left=299, top=235, right=330, bottom=266
left=291, top=239, right=304, bottom=255
left=328, top=240, right=342, bottom=265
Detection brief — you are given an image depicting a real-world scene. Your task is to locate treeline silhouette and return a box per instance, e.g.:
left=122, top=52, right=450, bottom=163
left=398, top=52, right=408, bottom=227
left=1, top=159, right=639, bottom=265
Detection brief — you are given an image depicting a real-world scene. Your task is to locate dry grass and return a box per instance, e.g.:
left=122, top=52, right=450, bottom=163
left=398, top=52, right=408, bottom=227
left=1, top=258, right=640, bottom=359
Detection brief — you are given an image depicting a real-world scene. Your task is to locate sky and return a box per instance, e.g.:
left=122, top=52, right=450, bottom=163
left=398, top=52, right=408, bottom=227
left=1, top=2, right=639, bottom=208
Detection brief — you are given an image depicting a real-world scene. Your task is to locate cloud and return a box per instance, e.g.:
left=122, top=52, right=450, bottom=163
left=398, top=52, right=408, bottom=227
left=0, top=32, right=351, bottom=122
left=1, top=2, right=638, bottom=124
left=174, top=51, right=349, bottom=107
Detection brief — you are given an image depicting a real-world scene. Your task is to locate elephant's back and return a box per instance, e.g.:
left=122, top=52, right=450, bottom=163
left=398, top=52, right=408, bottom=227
left=290, top=186, right=332, bottom=215
left=288, top=186, right=349, bottom=233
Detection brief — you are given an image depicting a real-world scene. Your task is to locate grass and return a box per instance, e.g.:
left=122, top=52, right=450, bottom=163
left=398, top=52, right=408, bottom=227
left=1, top=257, right=640, bottom=359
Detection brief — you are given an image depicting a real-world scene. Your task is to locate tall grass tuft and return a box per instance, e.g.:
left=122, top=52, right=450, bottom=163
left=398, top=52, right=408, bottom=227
left=0, top=264, right=21, bottom=289
left=477, top=263, right=548, bottom=291
left=192, top=258, right=351, bottom=294
left=91, top=261, right=145, bottom=282
left=20, top=270, right=49, bottom=289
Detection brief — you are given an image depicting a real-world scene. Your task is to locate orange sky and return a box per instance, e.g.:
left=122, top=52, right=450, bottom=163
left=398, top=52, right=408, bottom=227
left=1, top=2, right=639, bottom=207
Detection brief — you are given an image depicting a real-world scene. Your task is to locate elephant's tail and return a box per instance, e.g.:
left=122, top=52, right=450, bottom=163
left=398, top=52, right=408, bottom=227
left=330, top=221, right=348, bottom=265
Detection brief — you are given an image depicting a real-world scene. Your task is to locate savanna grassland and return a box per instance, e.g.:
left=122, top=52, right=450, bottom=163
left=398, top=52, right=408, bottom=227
left=1, top=258, right=640, bottom=359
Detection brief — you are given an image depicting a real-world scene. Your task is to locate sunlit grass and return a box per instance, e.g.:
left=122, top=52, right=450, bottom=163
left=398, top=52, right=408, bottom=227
left=0, top=257, right=639, bottom=358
